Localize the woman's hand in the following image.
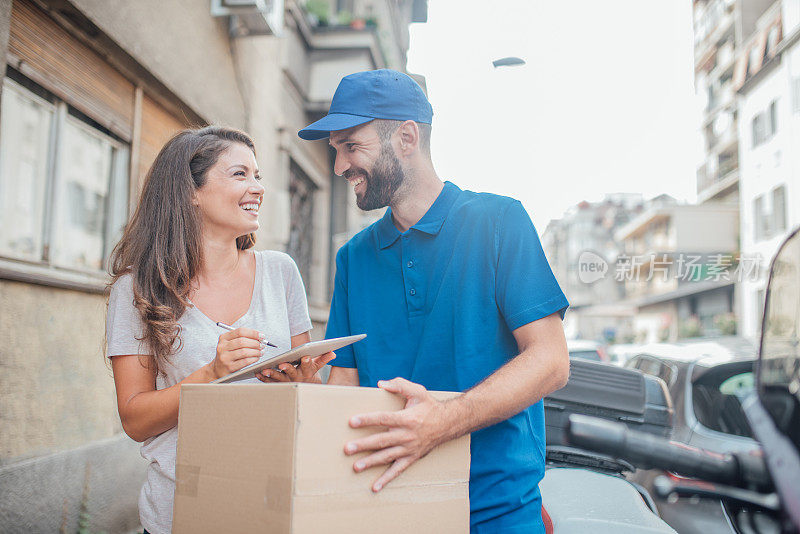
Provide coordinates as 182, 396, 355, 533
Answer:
255, 351, 336, 384
208, 327, 264, 380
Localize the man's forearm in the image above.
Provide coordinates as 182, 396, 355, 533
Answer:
438, 322, 569, 444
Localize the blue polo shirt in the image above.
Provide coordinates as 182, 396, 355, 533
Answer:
326, 181, 569, 533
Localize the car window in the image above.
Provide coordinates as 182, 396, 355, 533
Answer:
569, 349, 601, 361
692, 368, 755, 439
719, 372, 755, 395
632, 356, 675, 386
655, 364, 674, 386
637, 358, 661, 375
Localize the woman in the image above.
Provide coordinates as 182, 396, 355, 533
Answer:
106, 126, 333, 534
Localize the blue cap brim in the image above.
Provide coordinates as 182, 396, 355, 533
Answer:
298, 113, 374, 140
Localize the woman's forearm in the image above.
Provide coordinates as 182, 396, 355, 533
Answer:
120, 364, 215, 442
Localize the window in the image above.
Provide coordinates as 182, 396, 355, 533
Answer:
287, 162, 316, 293
753, 195, 766, 240
751, 99, 778, 147
769, 100, 778, 136
0, 78, 53, 261
0, 75, 129, 273
753, 184, 788, 241
751, 113, 765, 147
773, 185, 787, 234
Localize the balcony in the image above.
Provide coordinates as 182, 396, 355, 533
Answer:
694, 0, 735, 63
286, 2, 386, 110
704, 85, 734, 116
697, 166, 739, 203
704, 115, 738, 153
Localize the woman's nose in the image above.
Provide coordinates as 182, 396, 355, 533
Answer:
250, 178, 266, 195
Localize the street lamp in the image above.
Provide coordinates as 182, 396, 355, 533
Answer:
492, 57, 526, 68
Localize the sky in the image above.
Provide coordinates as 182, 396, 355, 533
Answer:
407, 0, 703, 231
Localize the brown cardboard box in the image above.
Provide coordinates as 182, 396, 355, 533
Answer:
172, 383, 470, 533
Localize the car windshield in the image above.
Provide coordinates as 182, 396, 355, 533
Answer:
569, 350, 601, 361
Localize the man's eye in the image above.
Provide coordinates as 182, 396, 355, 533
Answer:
234, 171, 246, 177
347, 144, 356, 152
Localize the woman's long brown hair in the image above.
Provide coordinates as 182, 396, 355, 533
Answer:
108, 126, 257, 374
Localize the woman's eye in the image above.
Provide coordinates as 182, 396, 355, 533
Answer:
255, 175, 262, 181
233, 170, 245, 177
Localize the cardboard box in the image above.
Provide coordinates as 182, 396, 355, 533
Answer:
172, 383, 471, 533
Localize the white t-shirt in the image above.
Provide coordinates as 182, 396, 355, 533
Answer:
106, 250, 312, 534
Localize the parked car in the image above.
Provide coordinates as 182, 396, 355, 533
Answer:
623, 336, 760, 534
567, 339, 610, 363
606, 343, 642, 367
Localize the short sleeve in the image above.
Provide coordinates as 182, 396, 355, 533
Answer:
106, 274, 151, 356
325, 246, 356, 368
495, 200, 569, 331
282, 254, 313, 337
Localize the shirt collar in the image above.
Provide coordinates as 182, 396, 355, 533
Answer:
376, 181, 461, 249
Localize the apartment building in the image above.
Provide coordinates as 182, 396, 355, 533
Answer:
0, 0, 427, 530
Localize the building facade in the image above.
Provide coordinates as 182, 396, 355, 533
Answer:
0, 0, 426, 531
735, 0, 800, 338
614, 201, 739, 343
542, 193, 644, 342
693, 0, 773, 204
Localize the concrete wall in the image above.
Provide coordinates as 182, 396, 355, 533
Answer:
0, 280, 119, 460
69, 0, 246, 128
0, 280, 144, 533
0, 434, 146, 534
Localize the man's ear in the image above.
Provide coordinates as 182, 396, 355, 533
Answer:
396, 120, 419, 155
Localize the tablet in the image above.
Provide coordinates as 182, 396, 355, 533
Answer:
212, 334, 366, 384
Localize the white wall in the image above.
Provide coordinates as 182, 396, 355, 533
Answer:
783, 0, 800, 36
737, 49, 800, 337
672, 206, 739, 252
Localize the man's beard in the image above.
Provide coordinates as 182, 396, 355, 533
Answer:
348, 143, 405, 211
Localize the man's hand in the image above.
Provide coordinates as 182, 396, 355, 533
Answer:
255, 352, 336, 383
344, 377, 450, 492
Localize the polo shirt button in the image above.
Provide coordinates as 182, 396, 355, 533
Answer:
407, 260, 414, 268
409, 288, 416, 296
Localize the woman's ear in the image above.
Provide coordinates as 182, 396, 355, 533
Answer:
191, 192, 200, 207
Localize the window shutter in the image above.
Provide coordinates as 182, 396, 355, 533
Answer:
137, 93, 194, 187
7, 0, 135, 140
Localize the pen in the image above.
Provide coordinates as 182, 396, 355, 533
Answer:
215, 321, 277, 348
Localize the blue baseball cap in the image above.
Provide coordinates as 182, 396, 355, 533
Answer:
298, 69, 433, 140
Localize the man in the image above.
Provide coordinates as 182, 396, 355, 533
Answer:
298, 69, 570, 533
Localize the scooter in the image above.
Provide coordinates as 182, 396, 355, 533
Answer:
540, 356, 679, 533
560, 227, 800, 534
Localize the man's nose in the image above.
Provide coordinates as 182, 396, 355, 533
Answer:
333, 151, 350, 177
